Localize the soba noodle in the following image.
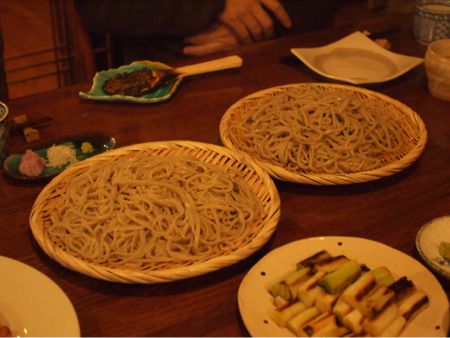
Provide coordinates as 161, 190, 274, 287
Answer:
229, 86, 411, 174
47, 156, 263, 270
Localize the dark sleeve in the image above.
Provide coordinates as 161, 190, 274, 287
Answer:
274, 0, 344, 36
74, 0, 226, 37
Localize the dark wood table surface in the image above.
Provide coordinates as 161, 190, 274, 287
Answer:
1, 23, 449, 337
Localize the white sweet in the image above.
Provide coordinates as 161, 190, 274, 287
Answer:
46, 144, 76, 167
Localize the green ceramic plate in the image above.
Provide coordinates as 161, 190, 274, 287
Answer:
3, 133, 116, 181
79, 61, 182, 104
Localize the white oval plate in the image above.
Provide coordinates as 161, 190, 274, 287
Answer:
238, 236, 449, 337
416, 215, 450, 280
291, 31, 423, 85
0, 256, 80, 336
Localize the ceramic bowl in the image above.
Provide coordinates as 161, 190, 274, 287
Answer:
416, 215, 450, 279
0, 101, 9, 163
424, 38, 450, 101
414, 0, 450, 45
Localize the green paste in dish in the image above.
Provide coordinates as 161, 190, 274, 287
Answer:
438, 242, 450, 262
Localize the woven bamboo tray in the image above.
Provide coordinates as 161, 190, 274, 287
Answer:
220, 83, 428, 185
30, 140, 280, 283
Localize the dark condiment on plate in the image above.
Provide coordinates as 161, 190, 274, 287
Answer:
102, 68, 164, 97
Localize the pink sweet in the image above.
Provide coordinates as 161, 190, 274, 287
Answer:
18, 149, 46, 177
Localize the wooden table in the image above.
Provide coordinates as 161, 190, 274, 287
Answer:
1, 24, 449, 336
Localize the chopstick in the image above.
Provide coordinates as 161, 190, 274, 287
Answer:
368, 27, 401, 40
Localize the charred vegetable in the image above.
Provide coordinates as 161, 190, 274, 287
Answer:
266, 251, 429, 337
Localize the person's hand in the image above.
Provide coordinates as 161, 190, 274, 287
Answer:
183, 23, 240, 56
182, 0, 292, 57
219, 0, 292, 44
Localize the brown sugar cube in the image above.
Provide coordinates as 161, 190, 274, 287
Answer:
13, 114, 28, 125
23, 127, 40, 143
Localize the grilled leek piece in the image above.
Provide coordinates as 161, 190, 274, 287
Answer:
333, 298, 352, 323
313, 255, 350, 273
362, 302, 399, 336
315, 292, 339, 313
357, 285, 395, 319
342, 309, 364, 335
286, 306, 320, 335
268, 267, 313, 308
299, 286, 326, 308
297, 250, 332, 269
269, 301, 307, 328
341, 272, 377, 310
268, 282, 292, 309
371, 266, 395, 286
299, 312, 349, 337
285, 268, 313, 299
389, 276, 429, 321
318, 260, 361, 294
284, 267, 313, 286
297, 271, 326, 307
398, 290, 429, 321
380, 315, 406, 336
389, 276, 417, 303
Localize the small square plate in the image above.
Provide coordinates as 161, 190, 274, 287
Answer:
291, 31, 423, 85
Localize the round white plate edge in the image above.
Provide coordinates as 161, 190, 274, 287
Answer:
0, 256, 80, 337
238, 236, 449, 337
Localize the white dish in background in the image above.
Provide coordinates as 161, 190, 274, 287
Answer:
0, 256, 80, 337
291, 31, 423, 85
238, 236, 449, 337
416, 215, 450, 279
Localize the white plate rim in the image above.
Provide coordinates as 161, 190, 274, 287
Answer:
238, 236, 449, 337
291, 31, 423, 85
0, 256, 80, 337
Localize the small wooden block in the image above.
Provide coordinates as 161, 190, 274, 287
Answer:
13, 114, 28, 125
375, 38, 392, 50
23, 127, 40, 143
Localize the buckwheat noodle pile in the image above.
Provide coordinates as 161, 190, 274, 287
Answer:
47, 156, 263, 271
229, 86, 410, 174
